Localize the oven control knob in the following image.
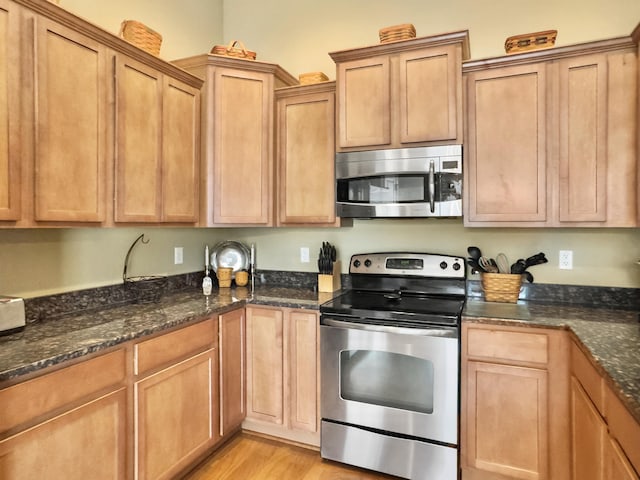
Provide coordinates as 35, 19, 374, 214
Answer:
439, 261, 448, 270
453, 262, 461, 271
353, 260, 361, 268
364, 259, 372, 268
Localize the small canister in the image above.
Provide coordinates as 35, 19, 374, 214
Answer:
217, 267, 233, 288
235, 270, 249, 287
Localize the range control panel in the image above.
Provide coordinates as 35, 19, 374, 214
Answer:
349, 252, 466, 278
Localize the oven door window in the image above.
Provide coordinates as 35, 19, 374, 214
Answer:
339, 350, 434, 414
337, 175, 427, 204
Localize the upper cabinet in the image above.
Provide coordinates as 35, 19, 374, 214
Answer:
0, 0, 203, 227
173, 55, 297, 227
329, 31, 469, 152
464, 38, 638, 227
0, 0, 21, 221
275, 82, 344, 227
114, 56, 200, 224
34, 17, 109, 223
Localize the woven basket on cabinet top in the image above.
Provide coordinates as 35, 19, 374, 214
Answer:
210, 40, 257, 60
379, 23, 416, 44
119, 20, 163, 56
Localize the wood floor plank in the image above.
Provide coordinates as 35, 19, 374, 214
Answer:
182, 433, 398, 480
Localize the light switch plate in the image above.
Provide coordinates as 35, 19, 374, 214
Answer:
174, 247, 184, 265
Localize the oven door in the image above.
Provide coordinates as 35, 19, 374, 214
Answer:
320, 318, 459, 445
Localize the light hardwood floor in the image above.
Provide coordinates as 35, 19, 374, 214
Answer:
182, 433, 400, 480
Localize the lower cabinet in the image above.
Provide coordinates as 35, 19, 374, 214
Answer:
244, 305, 320, 446
461, 323, 570, 480
134, 318, 218, 480
218, 308, 246, 439
0, 348, 129, 479
570, 341, 640, 480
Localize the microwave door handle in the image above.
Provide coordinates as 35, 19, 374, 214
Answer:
428, 160, 435, 213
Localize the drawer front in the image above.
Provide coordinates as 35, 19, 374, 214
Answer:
571, 340, 604, 414
0, 348, 127, 433
466, 326, 549, 365
135, 318, 216, 376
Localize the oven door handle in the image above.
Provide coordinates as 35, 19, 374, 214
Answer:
321, 318, 458, 338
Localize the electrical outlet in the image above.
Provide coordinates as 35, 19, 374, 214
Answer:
559, 250, 573, 270
300, 247, 310, 263
174, 247, 183, 265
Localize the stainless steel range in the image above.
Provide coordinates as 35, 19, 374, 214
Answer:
320, 252, 466, 480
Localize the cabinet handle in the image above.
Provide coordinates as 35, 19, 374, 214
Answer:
428, 160, 435, 213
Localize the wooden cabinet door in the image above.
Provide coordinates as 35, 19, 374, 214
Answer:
212, 68, 273, 225
336, 55, 390, 148
136, 350, 215, 480
604, 436, 639, 480
219, 308, 245, 438
465, 63, 548, 225
465, 361, 548, 479
245, 306, 284, 424
276, 85, 337, 225
115, 56, 162, 222
288, 310, 319, 434
558, 55, 608, 223
571, 377, 605, 480
161, 76, 200, 223
0, 389, 127, 480
34, 18, 108, 223
399, 45, 460, 144
0, 0, 20, 221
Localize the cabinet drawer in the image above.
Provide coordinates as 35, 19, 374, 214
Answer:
135, 319, 215, 377
465, 326, 548, 365
571, 340, 604, 414
606, 386, 640, 474
0, 348, 127, 433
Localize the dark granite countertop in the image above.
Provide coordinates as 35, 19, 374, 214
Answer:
463, 299, 640, 425
0, 285, 325, 383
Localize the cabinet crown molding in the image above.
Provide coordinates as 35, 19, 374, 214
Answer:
16, 0, 203, 87
172, 54, 298, 88
463, 36, 636, 72
329, 29, 470, 63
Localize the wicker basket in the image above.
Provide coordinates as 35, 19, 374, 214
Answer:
125, 276, 167, 304
299, 71, 329, 85
119, 20, 163, 56
210, 40, 256, 60
481, 273, 523, 303
505, 30, 557, 54
379, 23, 416, 44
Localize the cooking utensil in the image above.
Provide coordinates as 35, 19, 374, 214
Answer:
467, 246, 482, 261
466, 257, 485, 274
510, 259, 527, 274
523, 271, 534, 283
202, 245, 212, 295
524, 252, 548, 268
496, 253, 510, 274
479, 256, 499, 273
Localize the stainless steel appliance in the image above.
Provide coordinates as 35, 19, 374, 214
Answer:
320, 252, 466, 480
0, 296, 25, 335
336, 146, 462, 218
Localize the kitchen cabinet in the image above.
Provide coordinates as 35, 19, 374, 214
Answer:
275, 81, 343, 226
218, 308, 246, 439
570, 340, 640, 480
173, 54, 297, 226
0, 0, 202, 227
134, 319, 217, 480
461, 323, 570, 480
0, 0, 21, 221
0, 348, 129, 479
634, 23, 640, 225
114, 55, 200, 224
464, 38, 638, 227
244, 305, 320, 446
329, 31, 469, 152
34, 16, 109, 223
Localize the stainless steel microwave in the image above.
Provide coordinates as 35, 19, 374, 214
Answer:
336, 145, 462, 218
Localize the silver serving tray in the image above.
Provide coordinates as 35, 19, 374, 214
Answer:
210, 241, 251, 277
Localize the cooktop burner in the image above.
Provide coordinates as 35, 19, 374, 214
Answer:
321, 290, 464, 328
